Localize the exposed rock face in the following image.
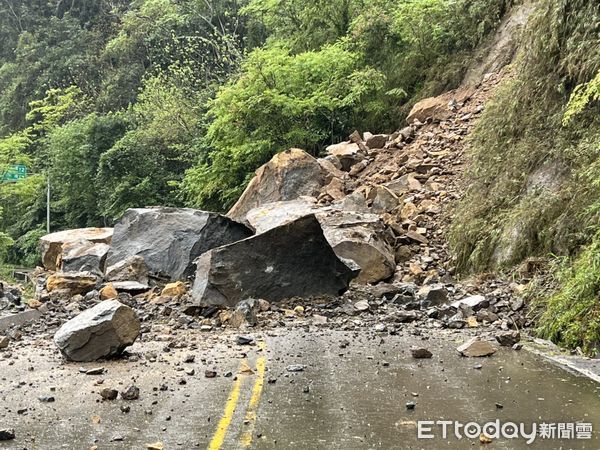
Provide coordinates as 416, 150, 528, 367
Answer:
54, 300, 140, 362
46, 272, 99, 296
106, 207, 252, 281
40, 228, 113, 271
228, 149, 330, 224
191, 215, 358, 307
60, 240, 110, 275
246, 199, 396, 283
104, 256, 149, 284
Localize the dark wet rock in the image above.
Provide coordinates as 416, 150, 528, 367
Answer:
60, 240, 110, 275
405, 401, 416, 410
106, 207, 252, 281
236, 336, 254, 346
457, 338, 496, 357
417, 284, 448, 308
54, 300, 140, 362
40, 228, 113, 271
121, 385, 140, 400
410, 347, 432, 359
495, 331, 521, 347
120, 405, 131, 413
205, 370, 217, 378
191, 215, 357, 307
0, 428, 15, 441
105, 255, 149, 284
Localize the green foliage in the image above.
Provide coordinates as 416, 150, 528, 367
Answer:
182, 43, 384, 209
47, 112, 128, 226
563, 70, 600, 125
536, 233, 600, 355
450, 0, 600, 272
0, 0, 513, 265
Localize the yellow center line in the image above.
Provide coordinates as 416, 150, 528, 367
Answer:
208, 373, 243, 450
207, 340, 268, 450
239, 341, 267, 449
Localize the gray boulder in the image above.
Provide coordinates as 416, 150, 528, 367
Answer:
106, 207, 252, 281
54, 300, 140, 362
60, 239, 110, 275
246, 199, 396, 284
191, 215, 358, 307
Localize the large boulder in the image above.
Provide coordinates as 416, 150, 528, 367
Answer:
246, 199, 396, 284
40, 228, 113, 271
54, 300, 140, 362
46, 272, 99, 296
59, 240, 110, 275
191, 215, 358, 307
227, 148, 331, 224
106, 207, 252, 281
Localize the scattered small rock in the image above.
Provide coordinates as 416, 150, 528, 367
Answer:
410, 347, 432, 359
100, 388, 118, 400
121, 385, 140, 400
0, 428, 15, 441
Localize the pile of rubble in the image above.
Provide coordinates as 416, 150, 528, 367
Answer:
0, 69, 529, 364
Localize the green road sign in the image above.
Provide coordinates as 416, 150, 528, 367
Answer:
1, 164, 28, 182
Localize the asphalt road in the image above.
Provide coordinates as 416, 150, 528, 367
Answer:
1, 328, 599, 449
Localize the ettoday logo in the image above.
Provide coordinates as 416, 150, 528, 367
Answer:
417, 420, 593, 444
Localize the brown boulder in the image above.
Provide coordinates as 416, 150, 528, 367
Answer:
227, 149, 330, 225
46, 272, 99, 296
40, 228, 113, 271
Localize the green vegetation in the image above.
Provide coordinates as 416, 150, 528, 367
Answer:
450, 0, 600, 353
450, 0, 600, 271
0, 0, 510, 265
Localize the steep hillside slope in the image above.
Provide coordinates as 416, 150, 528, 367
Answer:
450, 0, 600, 352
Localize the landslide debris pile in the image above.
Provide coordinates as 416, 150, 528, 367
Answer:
0, 70, 529, 362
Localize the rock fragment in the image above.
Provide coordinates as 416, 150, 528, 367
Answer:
54, 300, 140, 362
457, 338, 496, 357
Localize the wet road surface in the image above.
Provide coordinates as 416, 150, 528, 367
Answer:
1, 329, 599, 449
